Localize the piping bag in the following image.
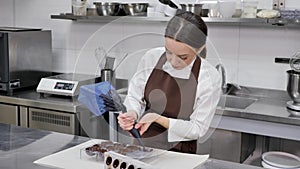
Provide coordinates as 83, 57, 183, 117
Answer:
78, 81, 145, 148
98, 87, 145, 149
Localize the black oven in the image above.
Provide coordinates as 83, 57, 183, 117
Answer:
0, 32, 9, 86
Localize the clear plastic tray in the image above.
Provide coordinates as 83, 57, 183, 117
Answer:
104, 151, 156, 169
79, 140, 157, 161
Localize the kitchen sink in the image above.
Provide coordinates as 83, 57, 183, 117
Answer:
220, 95, 257, 109
116, 87, 257, 110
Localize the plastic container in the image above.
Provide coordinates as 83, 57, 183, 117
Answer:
203, 1, 220, 18
80, 140, 155, 162
72, 0, 87, 16
261, 151, 300, 169
104, 151, 155, 169
218, 0, 236, 18
241, 0, 258, 18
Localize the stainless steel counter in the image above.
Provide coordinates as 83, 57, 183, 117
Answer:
0, 123, 263, 169
220, 86, 300, 126
0, 86, 300, 140
214, 86, 300, 141
0, 86, 299, 124
0, 90, 80, 113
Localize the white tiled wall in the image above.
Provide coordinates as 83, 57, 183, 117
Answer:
0, 0, 299, 90
0, 0, 14, 26
238, 25, 299, 89
285, 0, 300, 9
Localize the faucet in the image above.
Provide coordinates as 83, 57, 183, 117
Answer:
215, 64, 242, 95
215, 63, 227, 94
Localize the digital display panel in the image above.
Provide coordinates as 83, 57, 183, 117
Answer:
54, 82, 74, 91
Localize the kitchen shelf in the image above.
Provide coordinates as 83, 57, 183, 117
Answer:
268, 18, 300, 26
51, 13, 171, 22
51, 13, 300, 26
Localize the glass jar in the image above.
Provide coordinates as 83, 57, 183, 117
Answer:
72, 0, 87, 16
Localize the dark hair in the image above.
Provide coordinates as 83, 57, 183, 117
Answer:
165, 11, 207, 50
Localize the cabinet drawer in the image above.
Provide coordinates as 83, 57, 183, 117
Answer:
197, 129, 256, 163
0, 103, 18, 125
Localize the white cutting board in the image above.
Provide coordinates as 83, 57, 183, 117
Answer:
34, 139, 209, 169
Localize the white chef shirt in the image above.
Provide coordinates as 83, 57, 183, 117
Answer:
124, 47, 222, 142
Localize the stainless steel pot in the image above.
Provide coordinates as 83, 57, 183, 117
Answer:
287, 70, 300, 103
94, 2, 121, 16
180, 4, 203, 16
121, 3, 148, 16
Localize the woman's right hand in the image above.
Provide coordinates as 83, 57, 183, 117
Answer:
117, 110, 137, 131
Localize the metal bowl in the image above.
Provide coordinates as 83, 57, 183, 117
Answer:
121, 3, 148, 16
180, 4, 203, 16
94, 2, 121, 16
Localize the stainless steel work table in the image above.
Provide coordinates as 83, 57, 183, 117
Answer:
0, 86, 300, 141
0, 90, 80, 113
215, 87, 300, 141
0, 123, 263, 169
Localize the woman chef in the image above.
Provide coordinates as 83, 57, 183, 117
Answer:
117, 11, 221, 154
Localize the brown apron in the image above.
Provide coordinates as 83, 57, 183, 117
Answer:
141, 52, 201, 154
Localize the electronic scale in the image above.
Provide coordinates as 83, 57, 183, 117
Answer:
37, 73, 101, 96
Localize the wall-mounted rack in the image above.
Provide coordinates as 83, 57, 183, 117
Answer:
51, 13, 300, 26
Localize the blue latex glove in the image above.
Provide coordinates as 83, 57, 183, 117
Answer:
79, 81, 144, 147
78, 81, 116, 116
100, 89, 127, 112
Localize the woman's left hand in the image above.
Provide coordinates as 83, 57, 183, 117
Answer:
135, 113, 160, 135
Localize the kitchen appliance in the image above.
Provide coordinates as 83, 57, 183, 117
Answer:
29, 107, 77, 135
0, 103, 18, 125
37, 73, 101, 97
0, 27, 52, 95
286, 70, 300, 112
286, 52, 300, 115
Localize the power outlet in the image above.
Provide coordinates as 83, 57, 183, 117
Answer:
278, 0, 285, 9
273, 0, 279, 10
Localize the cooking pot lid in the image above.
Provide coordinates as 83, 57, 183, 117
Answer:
262, 151, 300, 168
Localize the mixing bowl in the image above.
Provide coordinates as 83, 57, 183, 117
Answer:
121, 3, 148, 16
94, 2, 121, 16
